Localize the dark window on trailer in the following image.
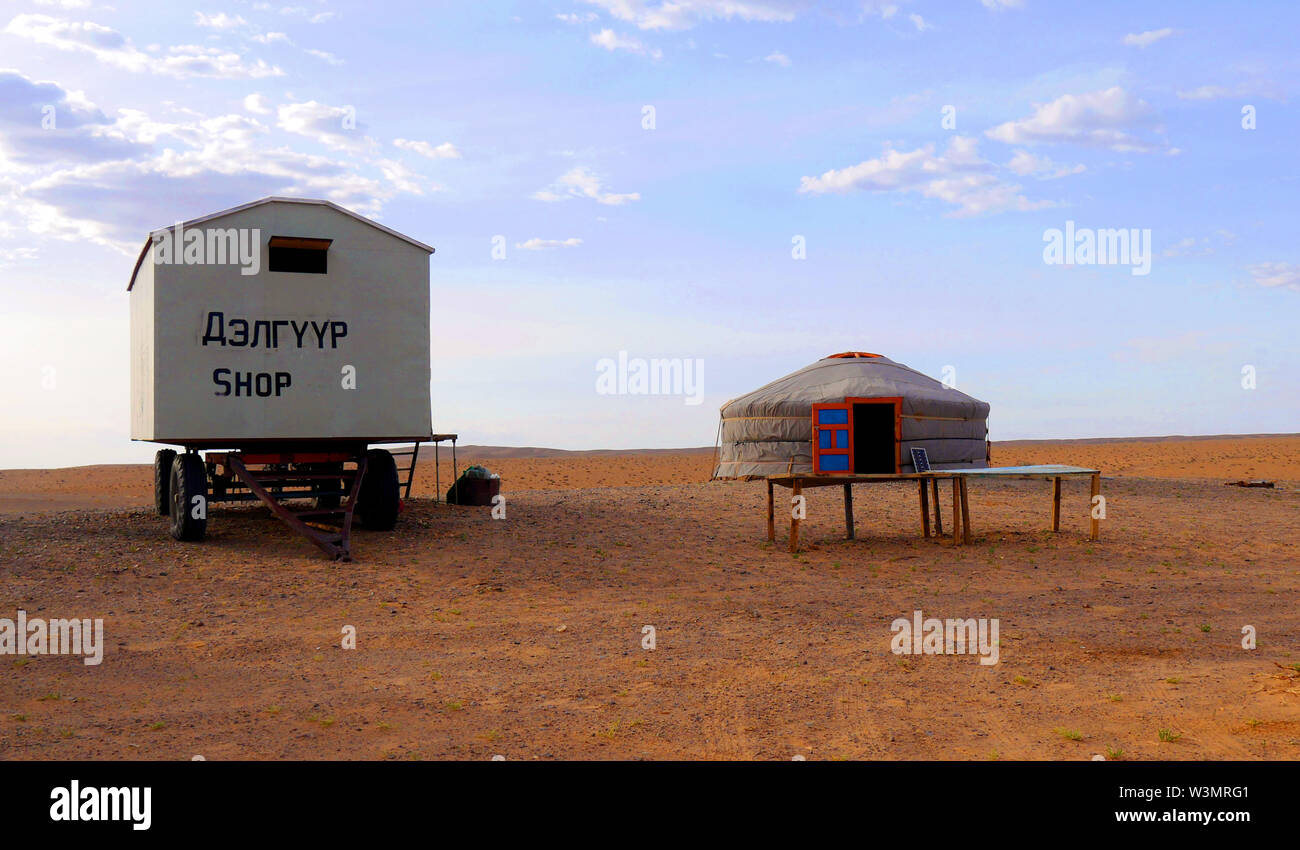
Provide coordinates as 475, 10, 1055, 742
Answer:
268, 236, 331, 274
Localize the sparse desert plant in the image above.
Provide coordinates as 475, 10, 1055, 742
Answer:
1158, 728, 1181, 743
1165, 677, 1183, 684
148, 721, 166, 730
1108, 694, 1123, 702
1057, 728, 1083, 741
1106, 747, 1124, 760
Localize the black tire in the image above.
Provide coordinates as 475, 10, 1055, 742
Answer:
356, 449, 400, 531
169, 453, 208, 541
154, 449, 176, 515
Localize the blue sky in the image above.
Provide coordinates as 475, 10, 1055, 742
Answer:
0, 0, 1296, 468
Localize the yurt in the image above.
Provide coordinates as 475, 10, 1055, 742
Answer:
713, 352, 990, 479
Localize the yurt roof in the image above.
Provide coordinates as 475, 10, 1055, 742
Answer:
720, 352, 988, 419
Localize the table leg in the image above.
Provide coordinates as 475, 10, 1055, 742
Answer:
1089, 473, 1101, 541
918, 479, 930, 537
790, 480, 802, 554
766, 479, 775, 542
931, 478, 942, 536
1051, 476, 1061, 532
844, 483, 855, 540
960, 478, 972, 545
951, 478, 962, 545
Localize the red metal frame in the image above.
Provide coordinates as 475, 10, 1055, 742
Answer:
811, 403, 853, 474
226, 452, 368, 561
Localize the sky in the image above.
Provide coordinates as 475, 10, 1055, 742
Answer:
0, 0, 1296, 469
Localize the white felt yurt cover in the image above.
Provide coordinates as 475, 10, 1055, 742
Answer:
713, 353, 990, 479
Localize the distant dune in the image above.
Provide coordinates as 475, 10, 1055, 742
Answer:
1, 434, 1297, 513
442, 445, 716, 459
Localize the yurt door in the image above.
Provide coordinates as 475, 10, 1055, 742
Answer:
811, 403, 853, 473
846, 396, 903, 474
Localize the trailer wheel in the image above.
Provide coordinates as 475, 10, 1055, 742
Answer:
154, 449, 176, 515
357, 449, 400, 531
169, 453, 208, 541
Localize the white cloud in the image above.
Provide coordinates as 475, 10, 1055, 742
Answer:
5, 14, 284, 79
194, 12, 248, 30
253, 31, 292, 45
763, 50, 790, 66
1123, 28, 1173, 48
276, 6, 336, 23
516, 237, 583, 250
557, 12, 598, 24
980, 0, 1023, 9
985, 87, 1167, 153
861, 2, 898, 19
1162, 236, 1203, 258
1247, 263, 1300, 292
0, 69, 143, 169
1006, 149, 1085, 180
590, 28, 661, 58
1176, 85, 1229, 100
581, 0, 799, 30
374, 158, 434, 196
533, 166, 640, 205
304, 48, 343, 65
798, 136, 1053, 217
909, 14, 931, 31
393, 138, 461, 159
4, 96, 429, 258
1174, 82, 1279, 102
277, 101, 368, 150
243, 93, 273, 114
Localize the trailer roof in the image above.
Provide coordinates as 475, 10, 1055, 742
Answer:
126, 196, 434, 291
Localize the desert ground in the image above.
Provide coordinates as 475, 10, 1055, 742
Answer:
1, 435, 1298, 761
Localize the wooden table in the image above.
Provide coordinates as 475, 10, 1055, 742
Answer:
765, 465, 1101, 553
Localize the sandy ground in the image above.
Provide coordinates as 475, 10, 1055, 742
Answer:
1, 435, 1298, 761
